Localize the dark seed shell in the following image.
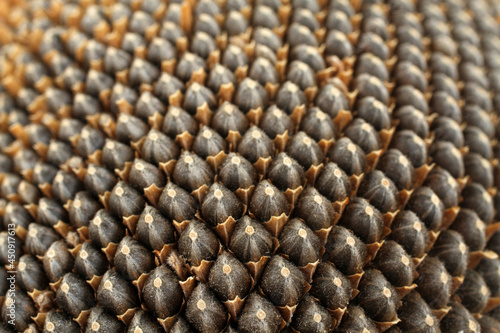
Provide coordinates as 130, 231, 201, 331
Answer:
291, 294, 333, 333
326, 9, 352, 33
135, 88, 166, 117
355, 53, 389, 82
396, 291, 439, 333
310, 261, 352, 310
89, 209, 125, 249
158, 181, 199, 222
115, 114, 149, 143
315, 162, 351, 202
127, 310, 163, 333
476, 257, 500, 297
357, 171, 399, 213
26, 224, 60, 256
129, 158, 166, 190
430, 91, 461, 122
114, 236, 155, 281
234, 78, 269, 113
431, 72, 460, 100
142, 265, 184, 319
356, 269, 399, 322
185, 283, 228, 333
193, 126, 227, 159
222, 44, 250, 71
207, 64, 235, 92
0, 232, 22, 267
170, 316, 195, 333
37, 197, 68, 227
267, 153, 305, 191
97, 269, 139, 315
43, 241, 74, 283
178, 220, 220, 266
477, 315, 500, 333
212, 102, 250, 137
13, 148, 38, 174
259, 106, 294, 139
102, 140, 135, 171
440, 301, 480, 333
129, 58, 159, 86
84, 164, 117, 197
224, 10, 248, 36
51, 170, 82, 203
460, 182, 494, 223
344, 118, 381, 154
355, 96, 391, 131
208, 251, 252, 301
136, 205, 176, 251
285, 131, 324, 169
450, 208, 486, 252
69, 191, 101, 228
278, 218, 322, 267
356, 32, 389, 60
110, 84, 137, 115
299, 107, 336, 141
390, 130, 428, 168
463, 104, 495, 138
464, 126, 493, 159
46, 140, 73, 166
260, 255, 309, 307
324, 226, 367, 275
352, 74, 389, 104
17, 254, 49, 292
327, 137, 367, 175
371, 241, 415, 287
249, 180, 290, 221
154, 73, 185, 104
250, 57, 279, 86
394, 61, 427, 92
388, 210, 429, 258
172, 152, 214, 192
377, 149, 415, 191
77, 126, 105, 158
405, 186, 444, 231
423, 167, 460, 209
44, 310, 80, 332
335, 305, 378, 333
455, 269, 491, 313
238, 292, 282, 333
394, 85, 429, 114
339, 197, 383, 243
218, 153, 259, 191
176, 52, 206, 82
3, 202, 31, 231
229, 216, 274, 263
290, 45, 325, 72
287, 60, 317, 90
86, 307, 125, 333
56, 273, 96, 318
183, 82, 217, 115
429, 229, 469, 277
431, 116, 464, 148
74, 242, 108, 280
201, 183, 244, 227
238, 126, 275, 164
32, 162, 58, 186
315, 83, 349, 119
1, 290, 36, 331
109, 181, 146, 217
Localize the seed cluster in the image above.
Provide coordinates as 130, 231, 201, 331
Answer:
0, 0, 500, 332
